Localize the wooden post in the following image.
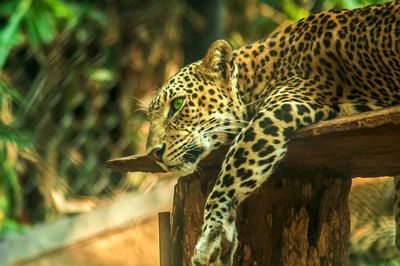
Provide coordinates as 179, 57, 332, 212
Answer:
170, 165, 351, 265
159, 212, 171, 266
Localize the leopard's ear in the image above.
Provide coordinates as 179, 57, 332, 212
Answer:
200, 40, 233, 81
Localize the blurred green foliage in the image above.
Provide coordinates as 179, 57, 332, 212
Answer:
0, 0, 79, 70
0, 0, 73, 237
0, 80, 31, 238
0, 0, 109, 237
0, 0, 388, 240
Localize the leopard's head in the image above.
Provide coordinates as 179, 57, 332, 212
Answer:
146, 40, 246, 175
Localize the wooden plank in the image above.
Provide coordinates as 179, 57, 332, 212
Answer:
106, 106, 400, 177
106, 154, 165, 173
283, 125, 400, 177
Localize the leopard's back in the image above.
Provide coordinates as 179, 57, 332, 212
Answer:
234, 2, 400, 116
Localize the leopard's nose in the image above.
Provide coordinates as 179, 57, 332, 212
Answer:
148, 144, 165, 162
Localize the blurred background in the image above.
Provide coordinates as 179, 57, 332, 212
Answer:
0, 0, 390, 265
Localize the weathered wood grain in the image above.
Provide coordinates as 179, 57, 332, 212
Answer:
170, 170, 351, 265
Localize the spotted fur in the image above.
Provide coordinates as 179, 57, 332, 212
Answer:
146, 2, 400, 265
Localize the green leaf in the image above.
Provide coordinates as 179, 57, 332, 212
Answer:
0, 123, 32, 149
28, 3, 57, 45
0, 218, 28, 239
88, 68, 115, 83
24, 10, 41, 50
44, 0, 75, 19
1, 160, 22, 218
282, 0, 309, 21
0, 80, 26, 107
0, 1, 19, 17
0, 0, 32, 71
0, 147, 22, 223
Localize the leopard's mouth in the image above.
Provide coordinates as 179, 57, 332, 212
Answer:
155, 147, 206, 176
182, 147, 205, 163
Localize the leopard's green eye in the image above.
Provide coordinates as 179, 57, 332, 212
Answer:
172, 97, 184, 111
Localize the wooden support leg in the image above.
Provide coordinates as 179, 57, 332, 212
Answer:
171, 168, 351, 266
159, 212, 171, 266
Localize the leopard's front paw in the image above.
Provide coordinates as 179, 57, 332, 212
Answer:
191, 222, 238, 266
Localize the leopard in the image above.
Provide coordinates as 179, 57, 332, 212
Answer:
349, 177, 400, 265
145, 2, 400, 265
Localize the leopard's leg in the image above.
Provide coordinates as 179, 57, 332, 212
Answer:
191, 100, 335, 266
394, 175, 400, 249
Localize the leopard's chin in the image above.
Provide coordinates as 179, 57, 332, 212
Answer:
157, 144, 212, 176
155, 160, 198, 177
169, 162, 198, 177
